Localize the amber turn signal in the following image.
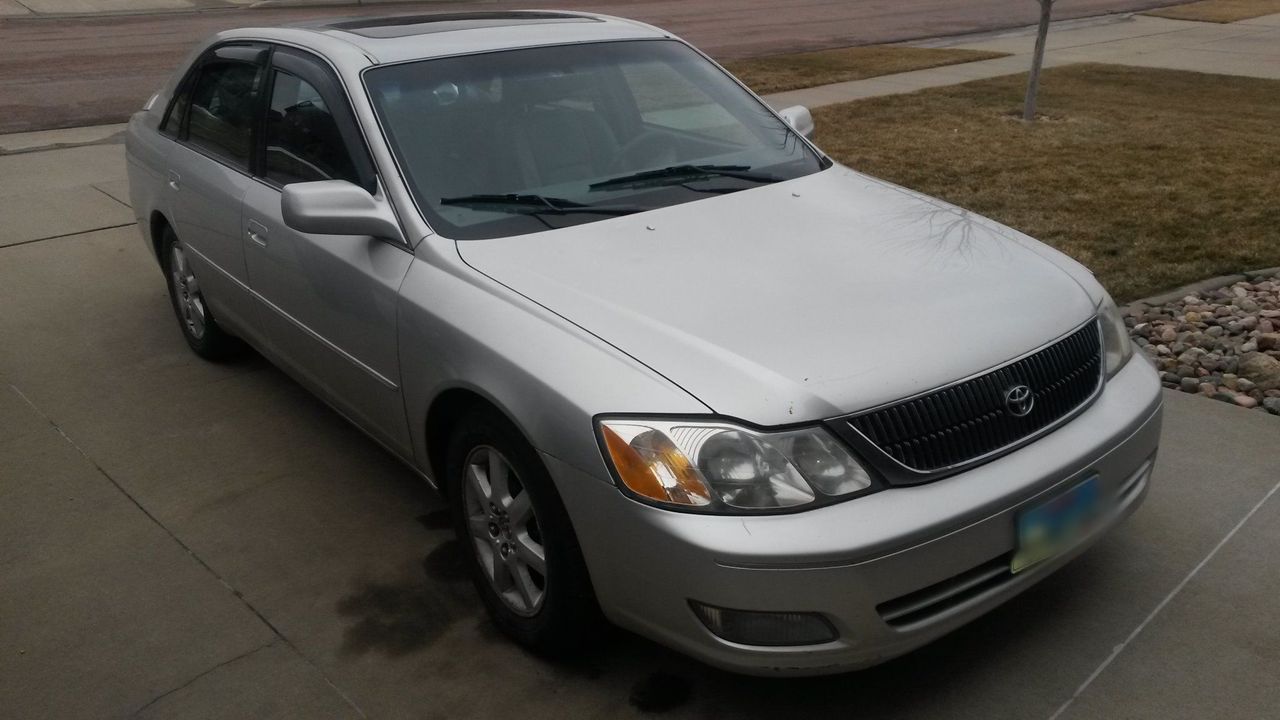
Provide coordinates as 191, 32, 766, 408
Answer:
601, 425, 712, 506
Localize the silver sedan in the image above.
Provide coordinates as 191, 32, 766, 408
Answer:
125, 11, 1163, 675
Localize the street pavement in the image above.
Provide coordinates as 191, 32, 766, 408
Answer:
0, 0, 1184, 133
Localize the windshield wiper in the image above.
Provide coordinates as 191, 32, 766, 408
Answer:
440, 193, 643, 215
439, 193, 645, 229
588, 164, 781, 192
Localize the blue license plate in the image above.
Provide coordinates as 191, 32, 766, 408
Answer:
1011, 476, 1101, 574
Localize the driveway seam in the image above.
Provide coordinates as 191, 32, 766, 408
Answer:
0, 222, 135, 250
91, 183, 131, 210
7, 383, 369, 720
1046, 474, 1280, 720
130, 640, 277, 717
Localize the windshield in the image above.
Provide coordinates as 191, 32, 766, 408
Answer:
364, 40, 828, 240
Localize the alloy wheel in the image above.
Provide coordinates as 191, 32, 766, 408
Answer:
169, 243, 207, 340
463, 446, 547, 616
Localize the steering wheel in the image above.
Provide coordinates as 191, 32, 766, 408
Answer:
606, 131, 676, 174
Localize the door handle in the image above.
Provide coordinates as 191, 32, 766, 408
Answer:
246, 220, 269, 247
166, 170, 181, 191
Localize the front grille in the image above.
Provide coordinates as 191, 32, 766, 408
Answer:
845, 321, 1102, 475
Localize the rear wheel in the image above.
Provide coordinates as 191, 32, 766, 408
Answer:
446, 406, 602, 656
162, 227, 238, 360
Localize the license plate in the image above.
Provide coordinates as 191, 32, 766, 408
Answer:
1011, 476, 1101, 574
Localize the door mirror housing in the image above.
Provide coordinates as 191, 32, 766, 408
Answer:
281, 180, 404, 242
778, 105, 815, 141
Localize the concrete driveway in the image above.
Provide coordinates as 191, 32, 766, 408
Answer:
1, 142, 1277, 719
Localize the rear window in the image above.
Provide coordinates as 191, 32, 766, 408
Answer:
186, 60, 263, 168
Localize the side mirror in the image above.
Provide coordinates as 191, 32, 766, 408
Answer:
778, 105, 815, 141
281, 180, 403, 241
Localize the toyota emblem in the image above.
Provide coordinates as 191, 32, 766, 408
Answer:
1004, 384, 1034, 417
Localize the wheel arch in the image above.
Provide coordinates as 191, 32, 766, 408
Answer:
149, 210, 173, 266
425, 386, 525, 496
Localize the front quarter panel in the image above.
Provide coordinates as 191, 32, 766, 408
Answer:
398, 236, 711, 483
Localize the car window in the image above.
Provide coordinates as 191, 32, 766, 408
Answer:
187, 59, 263, 168
161, 79, 192, 137
264, 70, 359, 186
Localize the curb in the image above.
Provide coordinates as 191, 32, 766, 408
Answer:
1124, 266, 1280, 315
0, 123, 126, 156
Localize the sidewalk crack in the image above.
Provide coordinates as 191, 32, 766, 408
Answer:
130, 640, 276, 717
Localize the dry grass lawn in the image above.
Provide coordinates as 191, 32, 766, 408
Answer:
721, 46, 1007, 95
812, 64, 1280, 301
1143, 0, 1280, 22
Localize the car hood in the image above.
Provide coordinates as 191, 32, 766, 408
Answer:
455, 165, 1101, 426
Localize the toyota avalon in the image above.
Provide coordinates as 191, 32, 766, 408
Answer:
125, 11, 1163, 675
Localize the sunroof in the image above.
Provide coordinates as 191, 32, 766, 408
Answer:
326, 12, 599, 39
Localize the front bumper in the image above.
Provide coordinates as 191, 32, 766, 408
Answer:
551, 355, 1163, 676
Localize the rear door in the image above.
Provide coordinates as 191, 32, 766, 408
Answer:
164, 43, 268, 338
241, 46, 414, 455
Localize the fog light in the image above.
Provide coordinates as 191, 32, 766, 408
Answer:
689, 601, 838, 647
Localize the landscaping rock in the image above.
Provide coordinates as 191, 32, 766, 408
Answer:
1130, 271, 1280, 414
1239, 352, 1280, 391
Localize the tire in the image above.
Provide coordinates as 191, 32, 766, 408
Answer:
161, 227, 239, 361
446, 405, 603, 657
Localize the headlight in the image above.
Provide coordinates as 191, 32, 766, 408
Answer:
1098, 294, 1133, 379
597, 418, 873, 513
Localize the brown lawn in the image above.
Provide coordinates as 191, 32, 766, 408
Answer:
811, 64, 1280, 301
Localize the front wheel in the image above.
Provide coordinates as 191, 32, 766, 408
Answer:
162, 227, 238, 360
446, 406, 603, 656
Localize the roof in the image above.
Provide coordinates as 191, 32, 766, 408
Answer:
281, 10, 670, 65
321, 11, 598, 39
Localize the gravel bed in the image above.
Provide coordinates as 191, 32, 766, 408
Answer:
1127, 271, 1280, 416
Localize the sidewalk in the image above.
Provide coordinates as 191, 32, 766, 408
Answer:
764, 11, 1280, 109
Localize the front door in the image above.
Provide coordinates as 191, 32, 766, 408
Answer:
242, 47, 414, 454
